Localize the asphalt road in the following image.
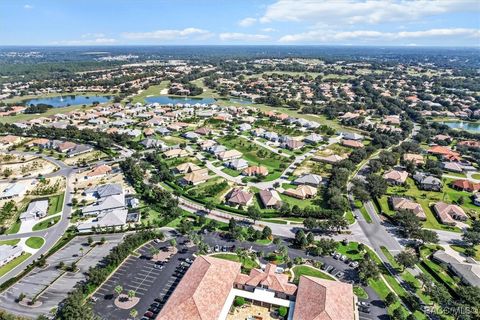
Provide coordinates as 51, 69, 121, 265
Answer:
0, 151, 78, 286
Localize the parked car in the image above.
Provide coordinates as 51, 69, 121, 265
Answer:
144, 311, 154, 318
333, 253, 340, 259
214, 245, 220, 252
350, 261, 359, 268
153, 265, 164, 270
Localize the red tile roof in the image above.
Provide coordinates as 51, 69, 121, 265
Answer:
293, 276, 354, 320
156, 256, 241, 320
235, 263, 297, 295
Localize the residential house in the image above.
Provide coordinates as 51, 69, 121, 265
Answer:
413, 172, 442, 191
432, 251, 480, 287
341, 139, 364, 148
293, 174, 322, 187
282, 138, 305, 150
20, 199, 48, 221
403, 153, 424, 165
433, 202, 468, 225
451, 180, 480, 193
175, 162, 201, 174
383, 170, 409, 185
0, 183, 27, 200
0, 245, 23, 267
181, 168, 209, 186
312, 154, 346, 164
303, 133, 323, 144
242, 166, 268, 177
389, 197, 426, 220
217, 149, 243, 161
226, 188, 253, 207
258, 189, 282, 209
284, 185, 317, 200
224, 158, 248, 171
164, 148, 189, 159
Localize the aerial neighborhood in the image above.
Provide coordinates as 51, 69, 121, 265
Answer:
0, 46, 478, 320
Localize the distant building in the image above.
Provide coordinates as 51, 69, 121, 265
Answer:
0, 245, 23, 267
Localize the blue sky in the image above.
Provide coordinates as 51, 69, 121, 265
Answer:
1, 0, 479, 46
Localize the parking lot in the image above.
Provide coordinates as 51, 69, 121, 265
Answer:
0, 233, 124, 318
92, 235, 196, 320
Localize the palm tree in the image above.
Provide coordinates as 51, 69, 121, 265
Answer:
130, 309, 138, 320
127, 290, 136, 301
114, 285, 123, 296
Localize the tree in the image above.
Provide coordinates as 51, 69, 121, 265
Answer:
130, 309, 138, 319
294, 229, 308, 249
247, 206, 261, 224
204, 201, 214, 213
262, 226, 272, 239
395, 250, 419, 271
114, 285, 123, 296
392, 306, 405, 320
87, 236, 93, 246
357, 255, 380, 284
385, 292, 396, 306
127, 290, 136, 301
56, 289, 96, 320
169, 238, 177, 247
366, 174, 388, 198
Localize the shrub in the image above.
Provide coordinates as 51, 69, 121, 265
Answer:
234, 296, 245, 307
278, 306, 288, 317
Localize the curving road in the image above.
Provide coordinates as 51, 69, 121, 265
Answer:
0, 152, 77, 286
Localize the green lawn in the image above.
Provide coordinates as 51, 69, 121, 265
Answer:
0, 239, 20, 246
345, 210, 355, 224
380, 246, 401, 271
32, 216, 60, 231
26, 236, 45, 249
380, 178, 462, 232
471, 173, 480, 180
359, 205, 372, 223
217, 136, 289, 177
353, 286, 369, 299
128, 81, 170, 104
5, 220, 21, 235
450, 244, 480, 261
292, 265, 335, 283
255, 238, 272, 245
0, 253, 31, 277
211, 253, 259, 270
222, 167, 242, 177
335, 242, 365, 261
48, 193, 65, 215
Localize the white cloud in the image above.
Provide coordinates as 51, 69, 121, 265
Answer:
81, 33, 106, 38
238, 17, 257, 27
23, 4, 33, 9
261, 28, 277, 33
260, 0, 478, 24
279, 28, 480, 43
52, 38, 117, 45
219, 33, 270, 42
122, 28, 211, 41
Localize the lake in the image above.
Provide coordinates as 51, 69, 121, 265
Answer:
229, 97, 253, 104
440, 121, 480, 133
25, 95, 111, 108
145, 96, 216, 105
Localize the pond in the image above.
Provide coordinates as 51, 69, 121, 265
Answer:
24, 95, 111, 108
440, 121, 480, 133
145, 96, 216, 105
229, 97, 254, 104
